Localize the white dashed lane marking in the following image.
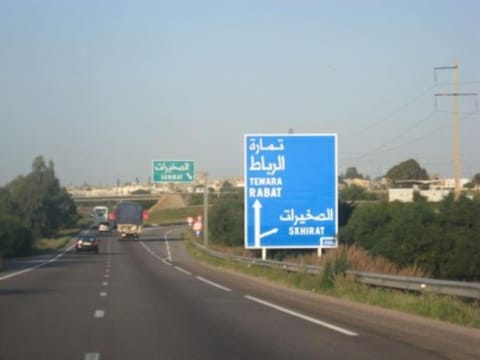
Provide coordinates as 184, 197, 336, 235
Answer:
83, 353, 100, 360
94, 310, 105, 318
196, 276, 232, 292
164, 229, 174, 262
174, 266, 192, 276
84, 352, 100, 360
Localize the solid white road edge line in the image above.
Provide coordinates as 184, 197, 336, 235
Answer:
0, 243, 76, 281
244, 295, 358, 337
140, 241, 163, 260
196, 276, 232, 292
140, 241, 172, 266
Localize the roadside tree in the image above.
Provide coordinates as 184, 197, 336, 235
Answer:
385, 159, 429, 183
209, 190, 244, 247
7, 156, 77, 239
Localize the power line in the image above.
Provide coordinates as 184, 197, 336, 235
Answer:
374, 112, 478, 155
340, 67, 478, 175
339, 111, 478, 166
340, 110, 437, 164
343, 84, 434, 139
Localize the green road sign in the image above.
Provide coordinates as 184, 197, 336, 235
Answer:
152, 160, 195, 183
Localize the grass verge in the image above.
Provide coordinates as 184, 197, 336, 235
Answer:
146, 205, 204, 225
185, 237, 480, 329
32, 227, 80, 255
32, 236, 72, 255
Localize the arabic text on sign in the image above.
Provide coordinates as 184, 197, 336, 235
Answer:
249, 155, 286, 176
155, 162, 191, 173
248, 138, 285, 154
279, 208, 334, 225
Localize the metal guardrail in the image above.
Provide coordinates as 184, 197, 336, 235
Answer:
203, 246, 322, 275
193, 242, 480, 300
351, 272, 480, 299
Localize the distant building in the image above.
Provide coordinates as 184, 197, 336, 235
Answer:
343, 178, 372, 190
388, 178, 470, 202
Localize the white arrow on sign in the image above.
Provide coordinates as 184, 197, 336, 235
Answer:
253, 199, 278, 248
185, 173, 193, 180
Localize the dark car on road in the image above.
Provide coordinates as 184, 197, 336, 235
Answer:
75, 235, 99, 254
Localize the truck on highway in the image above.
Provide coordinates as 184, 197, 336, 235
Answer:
115, 201, 143, 239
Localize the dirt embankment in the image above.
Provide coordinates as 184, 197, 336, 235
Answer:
149, 194, 187, 211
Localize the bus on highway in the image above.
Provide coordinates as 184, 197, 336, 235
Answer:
92, 206, 109, 227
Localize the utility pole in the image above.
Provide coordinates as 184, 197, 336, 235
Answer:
434, 62, 477, 200
203, 172, 209, 247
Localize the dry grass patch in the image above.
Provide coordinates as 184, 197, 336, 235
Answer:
284, 245, 425, 277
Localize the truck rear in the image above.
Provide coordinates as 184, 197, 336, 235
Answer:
115, 201, 143, 239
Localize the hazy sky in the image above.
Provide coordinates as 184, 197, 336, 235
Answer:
1, 0, 479, 186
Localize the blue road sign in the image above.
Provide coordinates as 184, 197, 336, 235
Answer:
244, 134, 338, 249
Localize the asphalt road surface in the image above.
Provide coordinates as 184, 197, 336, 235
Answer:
0, 226, 478, 360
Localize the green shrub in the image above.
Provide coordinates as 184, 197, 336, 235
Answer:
209, 192, 244, 247
0, 213, 33, 257
339, 196, 480, 280
319, 248, 349, 288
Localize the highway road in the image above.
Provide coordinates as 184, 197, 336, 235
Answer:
0, 226, 478, 360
